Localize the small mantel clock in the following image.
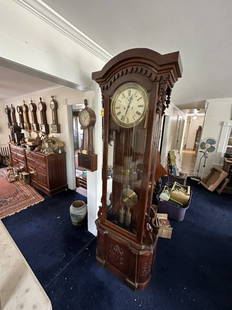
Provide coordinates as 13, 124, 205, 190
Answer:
92, 48, 182, 289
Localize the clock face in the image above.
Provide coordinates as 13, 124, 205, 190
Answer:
111, 83, 148, 128
79, 109, 91, 127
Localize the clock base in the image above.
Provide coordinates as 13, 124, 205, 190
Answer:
96, 219, 158, 289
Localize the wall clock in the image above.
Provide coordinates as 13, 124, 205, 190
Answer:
11, 105, 17, 125
5, 105, 12, 127
38, 97, 49, 135
50, 96, 61, 133
92, 48, 182, 289
29, 100, 40, 132
77, 99, 97, 171
22, 101, 31, 131
17, 105, 24, 129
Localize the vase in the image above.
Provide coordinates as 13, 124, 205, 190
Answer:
70, 200, 87, 226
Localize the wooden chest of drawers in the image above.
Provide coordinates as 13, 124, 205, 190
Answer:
9, 144, 67, 195
9, 144, 27, 170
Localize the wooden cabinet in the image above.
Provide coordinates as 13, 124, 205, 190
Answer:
9, 144, 27, 170
9, 144, 67, 195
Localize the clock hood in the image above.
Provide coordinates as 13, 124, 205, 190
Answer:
92, 48, 182, 84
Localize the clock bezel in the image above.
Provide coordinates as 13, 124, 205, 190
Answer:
111, 82, 148, 128
79, 107, 96, 129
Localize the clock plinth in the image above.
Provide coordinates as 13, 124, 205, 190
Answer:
92, 48, 182, 289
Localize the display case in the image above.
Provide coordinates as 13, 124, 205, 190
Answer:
92, 48, 182, 289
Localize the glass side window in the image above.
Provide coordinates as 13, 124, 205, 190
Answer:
106, 125, 147, 235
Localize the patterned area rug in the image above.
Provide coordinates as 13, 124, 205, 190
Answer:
0, 168, 44, 219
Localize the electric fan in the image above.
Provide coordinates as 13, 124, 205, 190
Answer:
196, 138, 217, 178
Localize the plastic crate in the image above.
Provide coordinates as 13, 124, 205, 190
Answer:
157, 191, 192, 222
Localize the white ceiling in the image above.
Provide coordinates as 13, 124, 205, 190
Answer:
0, 66, 57, 101
43, 0, 232, 106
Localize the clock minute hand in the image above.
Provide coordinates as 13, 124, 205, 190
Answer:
125, 95, 133, 116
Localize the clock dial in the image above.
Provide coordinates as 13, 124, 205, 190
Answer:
79, 109, 91, 127
111, 83, 148, 128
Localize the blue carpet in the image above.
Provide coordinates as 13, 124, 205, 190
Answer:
2, 190, 93, 288
2, 185, 232, 310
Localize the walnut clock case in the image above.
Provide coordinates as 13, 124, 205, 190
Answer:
92, 48, 182, 289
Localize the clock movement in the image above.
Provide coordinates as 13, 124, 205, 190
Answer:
92, 48, 182, 289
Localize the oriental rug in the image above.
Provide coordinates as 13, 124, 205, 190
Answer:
0, 168, 44, 219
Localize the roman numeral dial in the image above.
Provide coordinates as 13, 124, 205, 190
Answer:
111, 83, 148, 128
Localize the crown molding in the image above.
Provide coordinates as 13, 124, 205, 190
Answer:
13, 0, 112, 62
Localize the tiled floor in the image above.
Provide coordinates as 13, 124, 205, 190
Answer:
181, 150, 197, 176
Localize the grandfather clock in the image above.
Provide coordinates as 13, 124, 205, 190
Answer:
92, 48, 182, 289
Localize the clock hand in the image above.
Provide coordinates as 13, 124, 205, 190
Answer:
125, 95, 133, 116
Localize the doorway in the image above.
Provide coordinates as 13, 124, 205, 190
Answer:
182, 113, 205, 175
72, 107, 87, 197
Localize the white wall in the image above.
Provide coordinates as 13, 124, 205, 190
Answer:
0, 1, 108, 89
0, 0, 109, 236
195, 98, 232, 178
